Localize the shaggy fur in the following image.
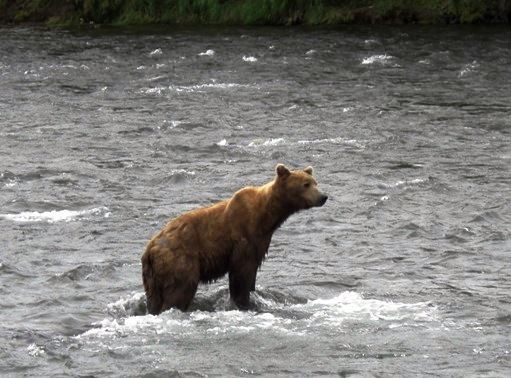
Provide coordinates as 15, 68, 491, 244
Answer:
141, 164, 328, 315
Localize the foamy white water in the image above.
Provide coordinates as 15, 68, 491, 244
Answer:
81, 291, 438, 342
242, 55, 258, 62
0, 207, 110, 223
248, 137, 285, 147
198, 49, 215, 56
149, 48, 163, 56
362, 54, 395, 65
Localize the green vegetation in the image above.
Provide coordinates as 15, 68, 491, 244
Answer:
1, 0, 509, 26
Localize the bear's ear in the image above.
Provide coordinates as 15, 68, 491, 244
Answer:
304, 166, 313, 175
276, 164, 290, 179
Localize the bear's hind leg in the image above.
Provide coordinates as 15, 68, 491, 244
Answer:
142, 250, 164, 315
146, 288, 164, 315
161, 277, 199, 312
160, 259, 200, 312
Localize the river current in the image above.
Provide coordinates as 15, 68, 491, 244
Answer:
0, 25, 510, 377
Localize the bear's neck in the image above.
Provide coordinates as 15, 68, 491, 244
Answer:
262, 186, 298, 234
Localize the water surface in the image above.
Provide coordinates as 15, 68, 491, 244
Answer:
1, 25, 510, 377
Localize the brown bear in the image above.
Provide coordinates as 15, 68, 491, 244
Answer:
141, 164, 328, 315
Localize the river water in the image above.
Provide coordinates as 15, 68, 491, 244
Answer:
0, 25, 510, 377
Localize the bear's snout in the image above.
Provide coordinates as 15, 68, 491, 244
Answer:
308, 190, 328, 208
310, 192, 328, 207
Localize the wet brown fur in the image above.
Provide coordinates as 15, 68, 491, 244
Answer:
141, 164, 328, 315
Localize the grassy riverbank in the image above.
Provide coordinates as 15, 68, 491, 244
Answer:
1, 0, 510, 26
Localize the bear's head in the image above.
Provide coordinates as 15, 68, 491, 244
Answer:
275, 164, 328, 210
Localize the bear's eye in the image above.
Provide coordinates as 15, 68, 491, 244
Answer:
304, 182, 311, 188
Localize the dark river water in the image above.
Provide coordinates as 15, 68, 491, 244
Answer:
1, 25, 510, 377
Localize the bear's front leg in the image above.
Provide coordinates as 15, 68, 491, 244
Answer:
228, 260, 258, 310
